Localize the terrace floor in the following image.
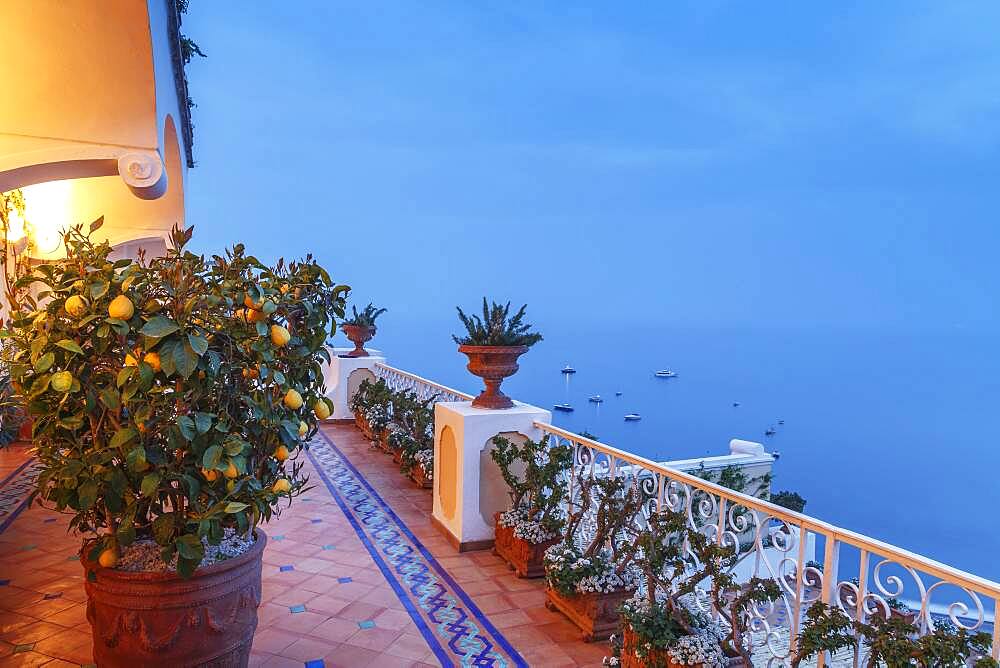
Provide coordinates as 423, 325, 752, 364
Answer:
0, 424, 607, 667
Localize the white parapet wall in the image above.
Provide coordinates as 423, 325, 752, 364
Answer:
322, 347, 386, 420
432, 400, 552, 551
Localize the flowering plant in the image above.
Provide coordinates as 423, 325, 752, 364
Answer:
3, 223, 346, 576
491, 434, 571, 544
544, 542, 639, 596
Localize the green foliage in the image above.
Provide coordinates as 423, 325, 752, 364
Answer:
453, 298, 542, 347
2, 223, 348, 576
350, 379, 435, 475
350, 378, 394, 435
771, 489, 807, 513
342, 302, 387, 327
490, 434, 571, 535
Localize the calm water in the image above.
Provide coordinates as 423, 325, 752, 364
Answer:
375, 323, 1000, 580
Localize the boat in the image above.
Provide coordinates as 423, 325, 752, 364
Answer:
588, 395, 603, 403
655, 370, 677, 378
561, 365, 576, 374
732, 402, 740, 407
777, 419, 785, 425
624, 413, 641, 421
615, 391, 623, 397
554, 403, 574, 412
765, 428, 776, 436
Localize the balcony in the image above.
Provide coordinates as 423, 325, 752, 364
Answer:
1, 352, 997, 667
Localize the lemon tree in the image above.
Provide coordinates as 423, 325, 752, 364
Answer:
2, 222, 348, 576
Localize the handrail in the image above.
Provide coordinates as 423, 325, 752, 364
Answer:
534, 421, 1000, 598
373, 362, 474, 402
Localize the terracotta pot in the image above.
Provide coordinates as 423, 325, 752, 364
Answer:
82, 530, 267, 668
458, 345, 528, 410
492, 512, 559, 578
392, 447, 404, 465
411, 462, 433, 489
341, 324, 375, 357
545, 586, 633, 642
16, 413, 32, 443
620, 628, 746, 668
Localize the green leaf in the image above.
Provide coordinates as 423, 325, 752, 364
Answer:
106, 318, 129, 336
224, 502, 249, 513
99, 387, 120, 410
34, 352, 55, 373
78, 481, 98, 509
152, 514, 174, 545
193, 412, 213, 434
202, 445, 223, 470
140, 473, 160, 497
173, 339, 198, 379
177, 415, 196, 441
55, 339, 84, 355
110, 427, 138, 449
89, 280, 110, 300
126, 446, 147, 472
188, 332, 208, 356
140, 316, 180, 338
117, 366, 136, 387
176, 535, 204, 561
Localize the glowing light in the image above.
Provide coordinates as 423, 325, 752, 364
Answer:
22, 180, 72, 254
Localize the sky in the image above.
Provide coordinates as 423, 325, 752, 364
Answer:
183, 2, 1000, 334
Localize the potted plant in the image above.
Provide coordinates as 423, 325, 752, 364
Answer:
409, 449, 434, 489
453, 298, 542, 409
391, 392, 434, 469
543, 476, 642, 641
610, 510, 781, 668
489, 434, 572, 577
3, 223, 346, 667
349, 377, 392, 442
340, 302, 386, 357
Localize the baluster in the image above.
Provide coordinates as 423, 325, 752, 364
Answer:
853, 550, 869, 668
815, 535, 840, 668
993, 600, 999, 661
789, 522, 807, 657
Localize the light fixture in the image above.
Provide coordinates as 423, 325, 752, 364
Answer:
21, 180, 72, 254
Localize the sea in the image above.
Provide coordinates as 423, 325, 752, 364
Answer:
375, 322, 1000, 585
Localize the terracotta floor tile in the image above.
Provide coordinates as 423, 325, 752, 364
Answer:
277, 636, 340, 661
310, 616, 364, 643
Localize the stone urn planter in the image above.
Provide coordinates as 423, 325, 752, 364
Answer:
411, 461, 432, 489
458, 345, 528, 409
545, 586, 633, 642
620, 627, 747, 668
341, 324, 376, 357
492, 512, 559, 578
82, 530, 267, 668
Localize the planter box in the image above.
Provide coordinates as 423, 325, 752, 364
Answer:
356, 414, 374, 441
544, 586, 633, 642
410, 462, 432, 489
392, 447, 404, 465
620, 628, 747, 668
492, 513, 559, 578
83, 530, 266, 667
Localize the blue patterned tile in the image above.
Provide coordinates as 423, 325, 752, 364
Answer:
357, 620, 376, 630
310, 518, 322, 524
272, 534, 285, 541
337, 576, 352, 584
289, 604, 306, 614
0, 579, 9, 586
321, 544, 335, 550
43, 592, 62, 600
13, 643, 34, 653
304, 661, 324, 668
19, 544, 36, 551
279, 564, 295, 572
42, 518, 56, 524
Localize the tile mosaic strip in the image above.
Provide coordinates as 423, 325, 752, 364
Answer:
308, 430, 527, 668
0, 458, 42, 534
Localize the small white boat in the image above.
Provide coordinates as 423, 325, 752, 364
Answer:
655, 370, 677, 378
554, 403, 574, 412
561, 365, 576, 374
765, 428, 776, 436
615, 391, 623, 397
588, 395, 603, 403
624, 413, 641, 421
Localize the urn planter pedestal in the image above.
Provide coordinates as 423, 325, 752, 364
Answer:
341, 324, 376, 357
458, 345, 528, 410
82, 530, 267, 668
492, 513, 559, 578
544, 586, 633, 642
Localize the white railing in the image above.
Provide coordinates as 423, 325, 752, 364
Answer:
536, 421, 1000, 666
373, 362, 473, 403
360, 363, 1000, 664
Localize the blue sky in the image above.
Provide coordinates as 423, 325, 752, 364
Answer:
184, 2, 1000, 333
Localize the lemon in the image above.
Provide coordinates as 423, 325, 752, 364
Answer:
65, 295, 88, 317
108, 295, 134, 320
144, 352, 161, 373
274, 445, 289, 462
202, 467, 219, 481
242, 367, 259, 379
51, 371, 73, 393
125, 352, 139, 367
313, 398, 332, 420
248, 308, 266, 323
270, 324, 290, 347
283, 389, 303, 410
244, 294, 264, 310
223, 461, 239, 479
98, 548, 118, 568
280, 284, 290, 294
273, 478, 291, 494
298, 421, 308, 438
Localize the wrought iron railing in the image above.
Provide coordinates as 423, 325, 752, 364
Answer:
360, 363, 1000, 664
373, 362, 473, 403
536, 421, 1000, 666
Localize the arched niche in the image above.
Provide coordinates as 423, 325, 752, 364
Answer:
479, 431, 529, 530
439, 426, 458, 520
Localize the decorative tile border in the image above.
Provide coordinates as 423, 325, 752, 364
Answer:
0, 458, 42, 534
308, 430, 527, 668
